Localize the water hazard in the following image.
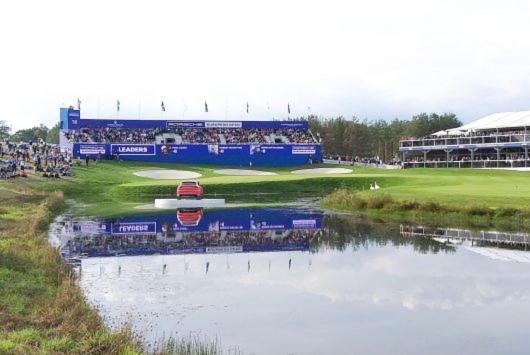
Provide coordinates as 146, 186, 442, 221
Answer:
49, 208, 530, 355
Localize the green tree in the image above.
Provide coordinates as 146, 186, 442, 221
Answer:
47, 122, 60, 144
307, 112, 462, 162
10, 124, 49, 143
0, 120, 11, 141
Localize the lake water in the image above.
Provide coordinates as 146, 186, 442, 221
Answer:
49, 208, 530, 355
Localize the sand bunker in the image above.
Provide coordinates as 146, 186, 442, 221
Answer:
133, 170, 202, 180
214, 169, 277, 176
291, 167, 352, 175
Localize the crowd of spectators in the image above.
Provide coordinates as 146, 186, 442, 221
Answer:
64, 229, 317, 255
402, 129, 530, 144
0, 140, 72, 179
405, 153, 529, 164
324, 154, 402, 166
63, 126, 317, 145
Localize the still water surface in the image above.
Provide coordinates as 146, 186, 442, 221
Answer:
49, 208, 530, 354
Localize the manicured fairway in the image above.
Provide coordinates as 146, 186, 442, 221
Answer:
22, 161, 530, 212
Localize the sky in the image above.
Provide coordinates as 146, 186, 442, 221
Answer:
2, 0, 530, 131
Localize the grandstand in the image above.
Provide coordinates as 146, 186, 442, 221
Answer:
399, 110, 530, 168
59, 107, 321, 166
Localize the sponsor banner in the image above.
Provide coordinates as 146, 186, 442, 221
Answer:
112, 222, 157, 235
206, 246, 243, 254
111, 144, 156, 155
64, 118, 308, 131
292, 219, 317, 229
73, 222, 108, 234
250, 221, 286, 230
292, 145, 317, 155
219, 224, 244, 231
105, 121, 125, 128
205, 121, 242, 128
279, 122, 306, 128
79, 144, 106, 155
166, 121, 205, 128
251, 145, 285, 155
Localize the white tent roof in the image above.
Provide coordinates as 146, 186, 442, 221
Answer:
439, 110, 530, 135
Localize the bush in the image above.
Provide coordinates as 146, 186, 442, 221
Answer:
464, 203, 493, 216
395, 200, 420, 211
495, 207, 519, 218
366, 194, 394, 209
419, 201, 443, 213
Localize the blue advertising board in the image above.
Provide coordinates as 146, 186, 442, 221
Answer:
111, 144, 156, 156
72, 143, 321, 166
74, 208, 322, 234
62, 107, 309, 130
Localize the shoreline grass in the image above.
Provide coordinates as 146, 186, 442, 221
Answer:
322, 188, 530, 231
0, 183, 142, 353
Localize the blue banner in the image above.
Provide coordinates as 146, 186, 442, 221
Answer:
66, 115, 309, 130
78, 208, 322, 234
78, 144, 107, 155
111, 144, 156, 156
72, 142, 320, 166
111, 222, 157, 235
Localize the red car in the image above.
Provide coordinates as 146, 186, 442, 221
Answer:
176, 180, 203, 199
176, 208, 203, 227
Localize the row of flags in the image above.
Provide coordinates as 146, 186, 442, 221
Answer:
76, 98, 294, 114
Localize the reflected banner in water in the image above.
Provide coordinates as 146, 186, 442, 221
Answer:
52, 208, 323, 260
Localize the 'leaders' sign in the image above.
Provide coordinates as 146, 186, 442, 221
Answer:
111, 144, 156, 155
111, 222, 157, 235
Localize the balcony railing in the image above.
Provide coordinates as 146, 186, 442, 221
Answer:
400, 133, 529, 150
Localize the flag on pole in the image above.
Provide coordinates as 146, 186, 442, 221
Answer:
161, 100, 166, 112
205, 101, 209, 113
246, 101, 249, 114
77, 98, 81, 110
117, 99, 121, 112
287, 103, 291, 114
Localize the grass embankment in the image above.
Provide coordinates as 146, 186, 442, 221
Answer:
22, 161, 530, 219
25, 161, 403, 216
323, 189, 530, 231
0, 182, 141, 353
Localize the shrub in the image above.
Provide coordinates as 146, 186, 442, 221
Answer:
495, 207, 519, 218
366, 194, 394, 209
464, 203, 493, 216
419, 201, 443, 213
395, 200, 420, 211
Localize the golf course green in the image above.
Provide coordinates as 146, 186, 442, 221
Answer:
25, 161, 530, 211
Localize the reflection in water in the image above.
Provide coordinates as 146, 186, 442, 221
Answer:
401, 225, 530, 263
49, 209, 530, 355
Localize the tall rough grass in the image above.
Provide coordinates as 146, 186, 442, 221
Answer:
0, 183, 142, 354
153, 336, 241, 355
323, 188, 530, 231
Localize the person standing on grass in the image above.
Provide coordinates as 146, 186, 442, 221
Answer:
85, 156, 89, 166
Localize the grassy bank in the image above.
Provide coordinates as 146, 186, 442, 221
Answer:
20, 160, 530, 217
0, 182, 141, 353
322, 189, 530, 231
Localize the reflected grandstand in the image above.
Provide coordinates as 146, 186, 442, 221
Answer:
50, 208, 323, 261
401, 225, 530, 262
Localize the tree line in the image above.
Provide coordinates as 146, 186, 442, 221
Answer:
306, 113, 461, 162
0, 121, 59, 144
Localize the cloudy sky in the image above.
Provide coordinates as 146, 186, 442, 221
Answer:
2, 0, 530, 131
